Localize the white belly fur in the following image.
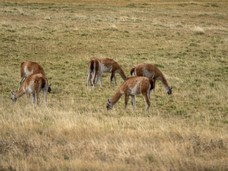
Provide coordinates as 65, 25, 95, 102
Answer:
142, 68, 154, 78
100, 63, 112, 73
26, 81, 34, 93
129, 82, 141, 95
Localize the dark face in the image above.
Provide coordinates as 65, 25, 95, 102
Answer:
167, 87, 172, 95
106, 99, 113, 110
48, 85, 52, 93
11, 92, 17, 102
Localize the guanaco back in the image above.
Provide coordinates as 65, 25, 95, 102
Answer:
130, 63, 172, 95
87, 58, 127, 87
20, 61, 51, 92
106, 76, 155, 112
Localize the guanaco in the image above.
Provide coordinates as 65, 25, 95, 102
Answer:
106, 76, 155, 112
130, 63, 172, 95
87, 58, 127, 87
20, 61, 51, 92
11, 73, 49, 106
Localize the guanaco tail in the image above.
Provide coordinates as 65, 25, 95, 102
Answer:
130, 63, 172, 95
20, 61, 51, 92
11, 73, 49, 106
87, 58, 127, 87
106, 76, 155, 112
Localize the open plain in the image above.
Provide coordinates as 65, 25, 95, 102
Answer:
0, 0, 227, 170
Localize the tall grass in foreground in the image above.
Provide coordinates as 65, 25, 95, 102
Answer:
0, 96, 227, 170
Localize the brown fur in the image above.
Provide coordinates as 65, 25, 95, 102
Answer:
106, 76, 155, 111
20, 61, 45, 79
87, 58, 127, 87
11, 73, 48, 106
130, 63, 172, 95
20, 61, 51, 92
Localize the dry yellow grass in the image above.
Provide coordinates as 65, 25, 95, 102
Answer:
0, 1, 227, 170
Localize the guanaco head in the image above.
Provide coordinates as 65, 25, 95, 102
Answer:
167, 87, 172, 95
10, 91, 17, 102
48, 84, 52, 93
106, 99, 113, 110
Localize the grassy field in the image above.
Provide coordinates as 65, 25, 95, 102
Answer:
0, 0, 227, 170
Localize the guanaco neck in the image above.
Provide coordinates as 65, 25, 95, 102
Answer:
118, 68, 127, 80
159, 73, 170, 89
15, 87, 26, 98
110, 90, 122, 106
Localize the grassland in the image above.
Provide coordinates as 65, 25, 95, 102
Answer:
0, 0, 227, 170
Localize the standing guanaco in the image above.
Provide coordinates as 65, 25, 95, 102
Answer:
20, 61, 51, 92
87, 58, 127, 87
106, 76, 155, 112
130, 63, 172, 95
11, 73, 49, 106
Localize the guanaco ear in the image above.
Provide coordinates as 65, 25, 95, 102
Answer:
11, 90, 15, 95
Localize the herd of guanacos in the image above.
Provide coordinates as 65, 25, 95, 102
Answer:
11, 58, 172, 111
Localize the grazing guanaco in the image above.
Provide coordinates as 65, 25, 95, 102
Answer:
87, 58, 127, 87
11, 73, 49, 106
20, 61, 51, 92
130, 63, 172, 95
106, 76, 155, 112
